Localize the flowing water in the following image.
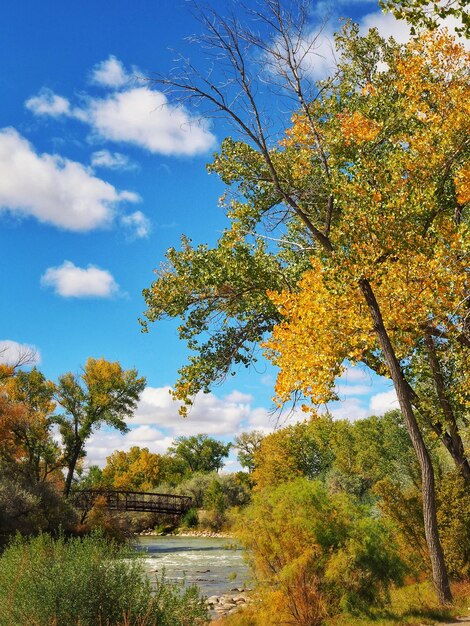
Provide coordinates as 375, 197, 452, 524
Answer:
137, 536, 252, 597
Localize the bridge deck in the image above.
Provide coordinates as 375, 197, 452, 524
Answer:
72, 489, 192, 515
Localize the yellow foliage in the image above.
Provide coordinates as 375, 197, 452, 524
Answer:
102, 446, 160, 492
264, 31, 470, 412
338, 111, 382, 145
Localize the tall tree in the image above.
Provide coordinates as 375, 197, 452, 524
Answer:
142, 2, 468, 602
234, 430, 265, 473
55, 358, 146, 497
168, 434, 231, 474
102, 446, 161, 491
0, 368, 59, 484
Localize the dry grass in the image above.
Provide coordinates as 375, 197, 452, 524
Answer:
213, 582, 470, 626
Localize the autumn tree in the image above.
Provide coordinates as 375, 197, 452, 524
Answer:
0, 368, 59, 484
102, 446, 161, 491
168, 434, 231, 474
143, 2, 468, 602
252, 421, 328, 490
54, 358, 146, 497
234, 430, 265, 473
381, 0, 469, 36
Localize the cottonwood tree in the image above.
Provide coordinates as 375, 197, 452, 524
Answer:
102, 446, 161, 491
55, 358, 146, 497
381, 0, 470, 36
0, 368, 61, 485
168, 434, 231, 474
142, 1, 469, 602
235, 430, 265, 473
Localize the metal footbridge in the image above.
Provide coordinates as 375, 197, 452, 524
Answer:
72, 489, 192, 515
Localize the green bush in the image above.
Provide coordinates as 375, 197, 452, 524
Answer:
0, 478, 77, 547
236, 479, 405, 624
182, 507, 199, 528
0, 533, 208, 626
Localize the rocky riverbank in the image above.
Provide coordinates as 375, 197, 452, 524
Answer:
206, 589, 252, 618
138, 528, 232, 539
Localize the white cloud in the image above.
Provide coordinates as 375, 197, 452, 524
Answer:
27, 82, 216, 156
41, 261, 119, 298
360, 9, 469, 49
338, 366, 372, 384
86, 426, 174, 467
0, 127, 139, 231
0, 340, 41, 366
91, 149, 136, 170
326, 398, 369, 420
85, 87, 216, 156
369, 389, 399, 415
134, 386, 253, 436
121, 210, 151, 239
83, 380, 402, 467
91, 55, 131, 88
25, 88, 72, 117
360, 11, 411, 43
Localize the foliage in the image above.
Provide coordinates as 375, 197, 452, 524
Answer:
437, 472, 470, 579
252, 420, 330, 490
380, 0, 469, 36
0, 368, 60, 484
181, 507, 199, 528
55, 357, 146, 496
102, 446, 161, 491
0, 478, 77, 547
174, 471, 250, 509
234, 430, 265, 473
236, 479, 405, 624
0, 533, 208, 626
141, 12, 469, 601
168, 434, 231, 474
157, 454, 189, 487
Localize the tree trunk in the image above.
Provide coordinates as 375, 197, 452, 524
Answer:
424, 333, 470, 484
63, 446, 82, 498
359, 278, 452, 604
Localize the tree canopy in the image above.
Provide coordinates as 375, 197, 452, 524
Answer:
168, 434, 231, 474
142, 8, 469, 602
54, 357, 146, 497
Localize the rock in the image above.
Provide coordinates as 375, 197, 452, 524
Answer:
233, 594, 247, 604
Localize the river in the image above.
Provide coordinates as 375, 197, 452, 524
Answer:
137, 536, 252, 597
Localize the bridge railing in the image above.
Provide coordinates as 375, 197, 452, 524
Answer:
71, 489, 193, 515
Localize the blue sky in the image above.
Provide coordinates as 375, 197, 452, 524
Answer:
0, 0, 420, 468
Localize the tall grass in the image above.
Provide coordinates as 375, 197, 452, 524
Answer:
0, 533, 208, 626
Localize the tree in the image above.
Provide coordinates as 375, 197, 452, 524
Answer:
142, 3, 469, 602
102, 446, 161, 491
168, 434, 231, 474
234, 430, 265, 473
54, 358, 146, 497
380, 0, 470, 36
0, 368, 60, 484
252, 421, 328, 490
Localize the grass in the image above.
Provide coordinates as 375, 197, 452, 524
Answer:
214, 582, 470, 626
327, 581, 470, 626
0, 532, 208, 626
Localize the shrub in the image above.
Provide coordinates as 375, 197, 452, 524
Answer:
182, 507, 199, 528
236, 479, 405, 625
437, 472, 470, 580
0, 533, 208, 626
0, 478, 77, 547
